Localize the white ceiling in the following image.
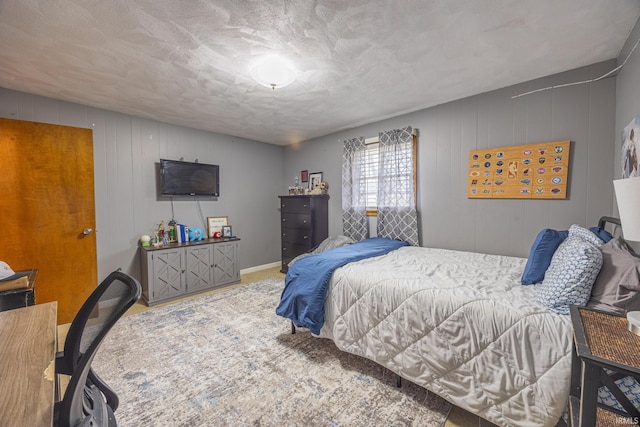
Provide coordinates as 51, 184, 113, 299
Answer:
1, 1, 639, 146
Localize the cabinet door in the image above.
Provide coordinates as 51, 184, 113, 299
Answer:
151, 248, 185, 300
186, 245, 213, 292
213, 241, 239, 286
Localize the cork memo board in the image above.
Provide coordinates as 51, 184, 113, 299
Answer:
467, 140, 570, 199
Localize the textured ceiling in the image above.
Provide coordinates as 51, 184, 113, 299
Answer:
0, 1, 639, 146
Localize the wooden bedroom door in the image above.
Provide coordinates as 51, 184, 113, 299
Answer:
0, 118, 97, 324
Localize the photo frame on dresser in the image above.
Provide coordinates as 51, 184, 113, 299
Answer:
309, 172, 323, 189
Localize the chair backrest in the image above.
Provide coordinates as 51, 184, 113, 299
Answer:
56, 271, 141, 427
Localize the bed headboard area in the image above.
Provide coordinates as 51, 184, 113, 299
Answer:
597, 216, 623, 239
521, 215, 638, 316
574, 215, 640, 316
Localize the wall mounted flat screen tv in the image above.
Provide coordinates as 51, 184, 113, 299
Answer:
159, 159, 219, 197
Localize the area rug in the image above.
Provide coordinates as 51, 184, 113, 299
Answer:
93, 277, 452, 426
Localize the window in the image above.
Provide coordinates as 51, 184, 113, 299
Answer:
364, 142, 379, 214
363, 136, 416, 216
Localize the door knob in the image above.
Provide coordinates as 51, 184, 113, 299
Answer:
83, 228, 93, 235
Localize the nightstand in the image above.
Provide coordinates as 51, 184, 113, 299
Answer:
569, 305, 640, 426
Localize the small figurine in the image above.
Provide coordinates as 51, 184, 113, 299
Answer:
140, 235, 151, 247
188, 227, 205, 241
310, 181, 329, 195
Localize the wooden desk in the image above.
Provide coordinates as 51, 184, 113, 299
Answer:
0, 302, 57, 426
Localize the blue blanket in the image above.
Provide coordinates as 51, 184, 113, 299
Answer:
275, 237, 409, 334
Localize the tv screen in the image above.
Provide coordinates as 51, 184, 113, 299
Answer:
159, 159, 219, 197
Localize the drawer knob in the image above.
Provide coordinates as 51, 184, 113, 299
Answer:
283, 248, 287, 251
282, 218, 286, 222
303, 204, 308, 208
303, 220, 307, 224
303, 236, 308, 240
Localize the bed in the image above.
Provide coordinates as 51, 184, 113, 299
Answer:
276, 217, 633, 427
317, 246, 570, 427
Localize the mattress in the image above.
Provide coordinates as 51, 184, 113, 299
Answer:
318, 246, 573, 427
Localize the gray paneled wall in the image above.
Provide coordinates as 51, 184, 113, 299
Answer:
613, 18, 640, 253
283, 60, 617, 258
615, 18, 640, 182
0, 88, 284, 282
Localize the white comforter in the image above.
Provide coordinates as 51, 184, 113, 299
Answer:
318, 246, 573, 427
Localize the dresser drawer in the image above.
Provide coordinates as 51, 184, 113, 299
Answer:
282, 241, 312, 259
281, 213, 311, 229
280, 197, 311, 213
281, 227, 311, 244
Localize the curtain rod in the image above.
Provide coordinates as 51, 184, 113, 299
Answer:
364, 128, 418, 144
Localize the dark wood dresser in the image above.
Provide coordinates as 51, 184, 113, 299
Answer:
279, 195, 329, 273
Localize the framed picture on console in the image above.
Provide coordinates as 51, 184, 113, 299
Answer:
222, 225, 232, 238
207, 216, 228, 238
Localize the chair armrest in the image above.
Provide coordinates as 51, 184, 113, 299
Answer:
88, 368, 119, 411
57, 351, 119, 411
55, 350, 74, 376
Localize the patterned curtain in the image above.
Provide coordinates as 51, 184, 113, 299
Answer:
377, 126, 419, 246
342, 136, 369, 241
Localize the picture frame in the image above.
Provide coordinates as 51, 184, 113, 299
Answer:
308, 172, 323, 189
222, 225, 232, 238
301, 170, 308, 183
622, 114, 640, 178
207, 216, 228, 238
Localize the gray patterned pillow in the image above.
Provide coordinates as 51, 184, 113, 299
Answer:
587, 237, 640, 314
536, 224, 604, 314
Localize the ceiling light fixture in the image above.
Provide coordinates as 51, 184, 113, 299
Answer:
250, 55, 296, 90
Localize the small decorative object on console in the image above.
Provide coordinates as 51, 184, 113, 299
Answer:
188, 227, 205, 241
140, 235, 151, 247
207, 216, 228, 238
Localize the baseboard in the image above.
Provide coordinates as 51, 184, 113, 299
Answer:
240, 261, 281, 275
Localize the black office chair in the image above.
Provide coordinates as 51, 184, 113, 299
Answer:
54, 271, 142, 427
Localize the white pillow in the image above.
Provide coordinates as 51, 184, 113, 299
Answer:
536, 224, 604, 314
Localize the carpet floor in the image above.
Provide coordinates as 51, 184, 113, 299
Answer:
93, 277, 452, 426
